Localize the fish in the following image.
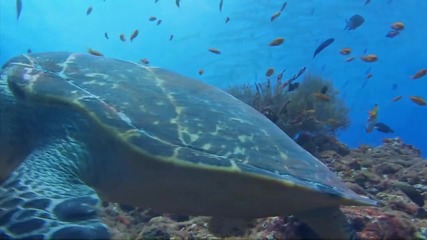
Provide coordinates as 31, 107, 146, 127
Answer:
169, 35, 174, 41
283, 67, 306, 85
130, 30, 139, 42
409, 96, 426, 106
392, 83, 398, 90
313, 38, 334, 58
225, 17, 230, 23
176, 0, 180, 8
149, 16, 157, 21
340, 48, 351, 55
360, 79, 369, 89
120, 34, 126, 42
277, 69, 286, 82
140, 58, 149, 65
345, 14, 365, 30
412, 69, 427, 79
269, 37, 285, 46
391, 22, 404, 30
16, 0, 22, 20
86, 6, 93, 15
27, 48, 31, 53
265, 68, 275, 77
313, 93, 330, 102
155, 0, 159, 3
368, 104, 379, 120
361, 54, 378, 62
157, 19, 162, 25
208, 48, 221, 54
104, 32, 109, 39
320, 86, 328, 94
270, 12, 281, 22
374, 122, 394, 133
391, 96, 402, 102
280, 2, 287, 12
365, 104, 379, 133
288, 82, 299, 92
88, 48, 104, 57
386, 30, 400, 38
294, 66, 306, 80
198, 69, 204, 75
365, 0, 371, 5
270, 2, 287, 22
219, 0, 223, 12
366, 73, 373, 79
346, 57, 355, 62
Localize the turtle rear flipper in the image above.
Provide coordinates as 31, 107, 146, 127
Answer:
296, 207, 358, 240
0, 140, 110, 239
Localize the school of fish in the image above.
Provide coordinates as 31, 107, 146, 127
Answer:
14, 0, 426, 137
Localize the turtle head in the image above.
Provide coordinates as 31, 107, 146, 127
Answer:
0, 53, 76, 182
0, 55, 37, 182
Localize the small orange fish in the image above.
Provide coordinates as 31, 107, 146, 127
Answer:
208, 48, 221, 54
271, 11, 281, 21
361, 54, 378, 62
130, 29, 139, 42
368, 104, 378, 120
198, 69, 204, 75
86, 6, 93, 15
120, 34, 126, 42
411, 69, 427, 79
366, 73, 373, 79
391, 22, 404, 30
340, 48, 351, 55
88, 48, 103, 56
391, 96, 402, 102
346, 57, 355, 62
149, 16, 157, 21
409, 96, 426, 106
140, 58, 149, 65
269, 37, 284, 46
265, 68, 275, 77
313, 93, 330, 102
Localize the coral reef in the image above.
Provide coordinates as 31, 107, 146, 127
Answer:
227, 74, 350, 140
101, 137, 427, 240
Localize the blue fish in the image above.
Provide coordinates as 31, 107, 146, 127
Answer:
345, 14, 365, 30
16, 0, 22, 20
374, 123, 394, 133
313, 38, 334, 58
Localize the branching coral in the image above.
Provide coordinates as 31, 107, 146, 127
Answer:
227, 74, 350, 140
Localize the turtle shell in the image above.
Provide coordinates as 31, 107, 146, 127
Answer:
4, 52, 375, 207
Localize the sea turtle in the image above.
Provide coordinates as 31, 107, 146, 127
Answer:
0, 52, 376, 239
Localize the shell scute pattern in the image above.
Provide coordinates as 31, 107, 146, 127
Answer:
10, 52, 371, 202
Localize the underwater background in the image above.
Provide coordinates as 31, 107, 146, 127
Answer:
0, 0, 426, 156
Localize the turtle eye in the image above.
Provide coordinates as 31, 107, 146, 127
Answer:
6, 66, 33, 99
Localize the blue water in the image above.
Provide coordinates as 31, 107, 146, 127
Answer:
1, 0, 426, 156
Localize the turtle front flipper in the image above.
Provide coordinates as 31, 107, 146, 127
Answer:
296, 207, 358, 240
0, 140, 110, 239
